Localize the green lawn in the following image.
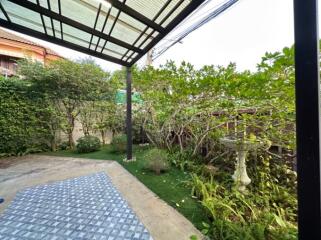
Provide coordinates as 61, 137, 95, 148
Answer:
46, 145, 209, 231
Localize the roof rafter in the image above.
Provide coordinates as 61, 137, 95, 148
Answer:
36, 0, 48, 36
121, 0, 173, 61
0, 18, 131, 66
77, 0, 151, 39
0, 2, 10, 22
95, 5, 112, 52
46, 0, 56, 38
3, 11, 126, 60
101, 3, 122, 54
130, 0, 190, 64
57, 0, 63, 40
105, 0, 166, 34
89, 3, 102, 49
0, 0, 207, 66
8, 0, 142, 54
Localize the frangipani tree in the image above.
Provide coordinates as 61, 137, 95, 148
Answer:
18, 59, 114, 149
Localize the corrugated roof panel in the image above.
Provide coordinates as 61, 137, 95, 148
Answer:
0, 0, 205, 66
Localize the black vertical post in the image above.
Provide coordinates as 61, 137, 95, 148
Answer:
126, 67, 133, 161
294, 0, 321, 239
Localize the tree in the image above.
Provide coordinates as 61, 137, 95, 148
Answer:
19, 59, 111, 149
0, 77, 53, 155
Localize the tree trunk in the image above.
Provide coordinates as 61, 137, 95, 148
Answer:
101, 130, 106, 145
84, 129, 90, 136
68, 131, 75, 149
51, 139, 57, 152
66, 112, 75, 149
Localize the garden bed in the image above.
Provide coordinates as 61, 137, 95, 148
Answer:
47, 145, 210, 231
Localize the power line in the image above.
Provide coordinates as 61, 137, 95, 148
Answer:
152, 0, 240, 61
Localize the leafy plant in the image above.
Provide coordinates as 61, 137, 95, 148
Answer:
59, 141, 70, 150
130, 46, 298, 239
111, 134, 127, 153
143, 148, 170, 175
168, 149, 199, 171
0, 77, 52, 156
18, 58, 112, 149
190, 172, 297, 240
76, 135, 101, 153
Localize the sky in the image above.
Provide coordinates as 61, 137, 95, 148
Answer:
153, 0, 295, 71
3, 0, 314, 72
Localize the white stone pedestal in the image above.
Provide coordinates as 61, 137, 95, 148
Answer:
232, 150, 251, 192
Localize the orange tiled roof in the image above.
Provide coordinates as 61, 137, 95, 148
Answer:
0, 28, 62, 57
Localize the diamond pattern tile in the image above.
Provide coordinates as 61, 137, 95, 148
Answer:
0, 172, 153, 240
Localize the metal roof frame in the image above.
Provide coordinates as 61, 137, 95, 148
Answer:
0, 0, 206, 67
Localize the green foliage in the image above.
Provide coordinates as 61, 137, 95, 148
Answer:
58, 141, 70, 151
0, 58, 118, 156
134, 46, 295, 156
111, 134, 127, 153
189, 162, 297, 240
143, 148, 170, 175
76, 135, 101, 153
131, 45, 297, 239
0, 77, 52, 156
2, 43, 299, 239
96, 103, 125, 137
18, 58, 114, 149
168, 149, 199, 171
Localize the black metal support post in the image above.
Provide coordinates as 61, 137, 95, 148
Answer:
294, 0, 321, 239
126, 67, 133, 161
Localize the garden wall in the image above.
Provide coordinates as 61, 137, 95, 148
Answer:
56, 118, 113, 145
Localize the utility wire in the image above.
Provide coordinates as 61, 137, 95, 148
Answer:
152, 0, 239, 61
154, 0, 239, 54
153, 0, 239, 58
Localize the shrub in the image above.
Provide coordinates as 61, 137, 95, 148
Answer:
111, 134, 127, 153
190, 173, 298, 240
132, 122, 148, 144
59, 141, 70, 150
168, 149, 199, 171
0, 77, 53, 156
144, 148, 170, 175
76, 136, 101, 153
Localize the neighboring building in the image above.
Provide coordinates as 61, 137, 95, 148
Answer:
0, 28, 114, 146
0, 28, 62, 77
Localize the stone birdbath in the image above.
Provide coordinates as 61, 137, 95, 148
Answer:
220, 137, 263, 192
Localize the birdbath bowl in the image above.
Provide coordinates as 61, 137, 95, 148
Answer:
220, 137, 262, 192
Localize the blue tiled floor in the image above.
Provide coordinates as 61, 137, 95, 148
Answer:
0, 172, 153, 240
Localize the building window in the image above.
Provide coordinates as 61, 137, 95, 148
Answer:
0, 56, 9, 69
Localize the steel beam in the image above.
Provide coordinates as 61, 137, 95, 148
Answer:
0, 2, 11, 22
121, 0, 173, 61
8, 0, 142, 54
0, 19, 131, 66
294, 0, 321, 239
105, 0, 165, 34
129, 0, 207, 66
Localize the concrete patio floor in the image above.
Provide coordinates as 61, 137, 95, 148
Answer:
0, 155, 203, 240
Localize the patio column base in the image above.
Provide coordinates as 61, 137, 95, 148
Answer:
123, 157, 136, 162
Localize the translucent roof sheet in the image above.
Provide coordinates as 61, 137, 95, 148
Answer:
0, 0, 205, 66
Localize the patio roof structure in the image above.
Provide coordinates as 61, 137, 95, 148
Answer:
0, 0, 320, 239
0, 0, 203, 67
